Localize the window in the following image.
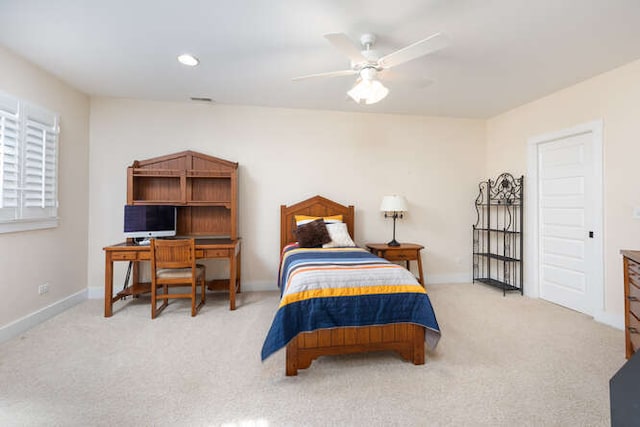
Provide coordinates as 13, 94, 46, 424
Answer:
0, 92, 59, 233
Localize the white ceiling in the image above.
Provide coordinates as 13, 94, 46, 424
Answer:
1, 0, 640, 118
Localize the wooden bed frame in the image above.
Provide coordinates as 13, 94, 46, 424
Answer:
280, 195, 426, 376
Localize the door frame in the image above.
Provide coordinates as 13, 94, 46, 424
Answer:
526, 120, 603, 316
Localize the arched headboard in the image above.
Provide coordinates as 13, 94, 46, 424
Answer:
280, 195, 355, 251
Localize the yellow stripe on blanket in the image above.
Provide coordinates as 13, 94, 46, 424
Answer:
279, 284, 427, 308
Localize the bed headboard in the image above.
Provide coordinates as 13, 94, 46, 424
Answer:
280, 195, 355, 251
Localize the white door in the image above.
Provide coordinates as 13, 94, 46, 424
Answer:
528, 121, 603, 316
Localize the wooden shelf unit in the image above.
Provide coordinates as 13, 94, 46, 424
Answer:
127, 151, 238, 239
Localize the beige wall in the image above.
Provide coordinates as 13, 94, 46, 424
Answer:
486, 58, 640, 324
87, 98, 486, 293
0, 45, 90, 327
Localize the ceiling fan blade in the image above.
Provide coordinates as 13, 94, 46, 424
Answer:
378, 32, 448, 69
324, 33, 366, 64
292, 69, 357, 81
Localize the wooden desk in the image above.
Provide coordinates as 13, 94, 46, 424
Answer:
104, 238, 241, 316
365, 243, 425, 285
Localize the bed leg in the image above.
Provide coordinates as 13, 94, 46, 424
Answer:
286, 339, 298, 376
413, 326, 425, 365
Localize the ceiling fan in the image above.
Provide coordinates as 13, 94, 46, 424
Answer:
293, 32, 448, 104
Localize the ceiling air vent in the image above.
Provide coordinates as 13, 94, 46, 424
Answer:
190, 97, 214, 103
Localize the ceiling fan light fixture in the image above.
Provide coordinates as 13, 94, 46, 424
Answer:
295, 31, 446, 105
347, 78, 389, 105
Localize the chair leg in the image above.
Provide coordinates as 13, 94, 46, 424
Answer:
194, 275, 206, 315
151, 282, 156, 319
154, 279, 204, 318
200, 275, 206, 307
152, 282, 170, 319
193, 268, 206, 316
163, 284, 169, 312
191, 280, 197, 317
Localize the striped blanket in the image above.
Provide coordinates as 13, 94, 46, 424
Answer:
261, 245, 441, 360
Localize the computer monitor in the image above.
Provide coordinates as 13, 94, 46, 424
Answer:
123, 205, 177, 243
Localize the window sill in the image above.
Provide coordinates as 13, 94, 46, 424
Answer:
0, 218, 58, 234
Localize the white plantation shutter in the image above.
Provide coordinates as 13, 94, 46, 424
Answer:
22, 105, 58, 217
0, 92, 59, 232
0, 95, 20, 220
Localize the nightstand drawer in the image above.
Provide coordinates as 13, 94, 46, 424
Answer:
384, 249, 418, 261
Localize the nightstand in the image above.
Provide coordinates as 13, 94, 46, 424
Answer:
365, 243, 425, 286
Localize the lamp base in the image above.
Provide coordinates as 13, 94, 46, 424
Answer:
387, 239, 401, 247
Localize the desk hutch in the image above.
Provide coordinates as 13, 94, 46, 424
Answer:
104, 151, 241, 315
127, 150, 238, 238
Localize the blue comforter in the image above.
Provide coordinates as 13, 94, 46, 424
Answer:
261, 246, 441, 360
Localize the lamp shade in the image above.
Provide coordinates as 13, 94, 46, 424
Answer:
380, 195, 408, 213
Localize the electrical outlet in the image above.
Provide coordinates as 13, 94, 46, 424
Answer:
38, 282, 49, 295
634, 207, 640, 219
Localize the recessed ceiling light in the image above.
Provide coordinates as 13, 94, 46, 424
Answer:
177, 53, 199, 66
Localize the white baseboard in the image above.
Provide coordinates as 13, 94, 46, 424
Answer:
88, 280, 279, 299
594, 309, 625, 330
0, 289, 87, 344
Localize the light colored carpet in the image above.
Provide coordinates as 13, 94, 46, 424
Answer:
0, 283, 625, 426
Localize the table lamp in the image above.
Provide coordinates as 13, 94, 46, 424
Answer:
380, 195, 408, 247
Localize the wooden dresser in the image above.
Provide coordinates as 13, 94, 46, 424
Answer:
622, 250, 640, 358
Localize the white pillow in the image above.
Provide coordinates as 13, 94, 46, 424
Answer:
323, 222, 356, 248
294, 214, 343, 226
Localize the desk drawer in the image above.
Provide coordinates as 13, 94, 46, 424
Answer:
199, 248, 230, 258
384, 249, 418, 261
111, 252, 140, 261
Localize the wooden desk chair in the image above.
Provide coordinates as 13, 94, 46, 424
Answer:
150, 238, 206, 318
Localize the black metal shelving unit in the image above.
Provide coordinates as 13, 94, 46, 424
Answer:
473, 173, 524, 295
